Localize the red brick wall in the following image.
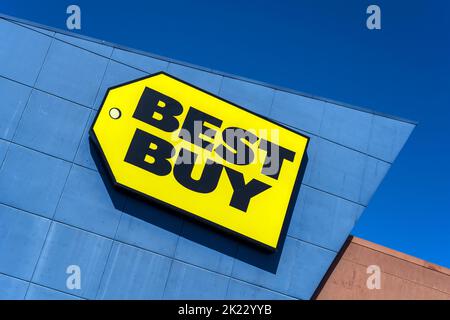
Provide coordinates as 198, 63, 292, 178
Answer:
314, 237, 450, 300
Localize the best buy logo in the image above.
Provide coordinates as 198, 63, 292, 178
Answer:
90, 72, 308, 250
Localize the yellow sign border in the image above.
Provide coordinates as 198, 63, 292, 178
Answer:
89, 72, 309, 251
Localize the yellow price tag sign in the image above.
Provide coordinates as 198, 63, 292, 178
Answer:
91, 72, 309, 250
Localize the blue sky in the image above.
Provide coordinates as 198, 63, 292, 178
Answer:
1, 0, 449, 268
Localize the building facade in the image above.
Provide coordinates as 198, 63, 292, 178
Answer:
0, 15, 416, 300
315, 237, 450, 300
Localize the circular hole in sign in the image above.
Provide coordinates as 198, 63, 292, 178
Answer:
109, 108, 121, 119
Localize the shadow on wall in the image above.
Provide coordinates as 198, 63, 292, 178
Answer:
89, 138, 308, 274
